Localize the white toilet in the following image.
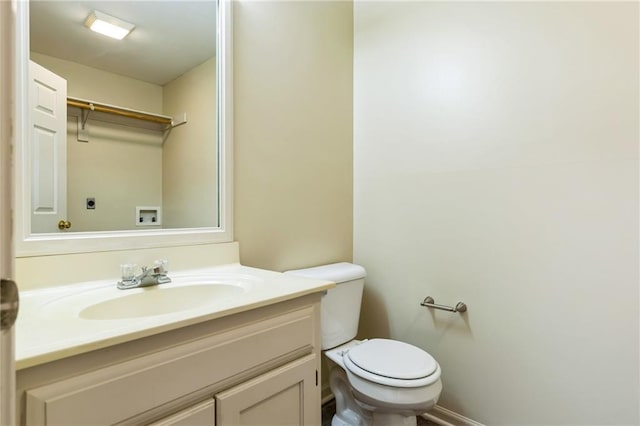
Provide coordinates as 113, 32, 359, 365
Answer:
286, 263, 442, 426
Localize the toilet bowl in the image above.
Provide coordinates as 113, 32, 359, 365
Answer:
285, 263, 442, 426
325, 339, 442, 426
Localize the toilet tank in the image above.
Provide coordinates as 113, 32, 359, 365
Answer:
285, 263, 366, 350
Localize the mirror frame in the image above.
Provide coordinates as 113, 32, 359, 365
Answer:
13, 0, 233, 257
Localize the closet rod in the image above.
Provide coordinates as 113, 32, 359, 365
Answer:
67, 98, 173, 125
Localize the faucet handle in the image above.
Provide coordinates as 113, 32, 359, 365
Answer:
120, 264, 137, 281
154, 259, 169, 274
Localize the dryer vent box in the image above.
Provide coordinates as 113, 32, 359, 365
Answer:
136, 206, 161, 226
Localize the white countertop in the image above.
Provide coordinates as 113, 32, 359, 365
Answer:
16, 263, 334, 370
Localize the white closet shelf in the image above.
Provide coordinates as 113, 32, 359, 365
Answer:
67, 97, 187, 133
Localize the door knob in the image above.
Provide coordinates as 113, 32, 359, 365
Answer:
57, 220, 72, 230
0, 279, 19, 330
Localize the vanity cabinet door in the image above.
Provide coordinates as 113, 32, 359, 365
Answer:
147, 399, 215, 426
216, 354, 318, 426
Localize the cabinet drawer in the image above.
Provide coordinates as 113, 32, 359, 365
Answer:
26, 306, 315, 425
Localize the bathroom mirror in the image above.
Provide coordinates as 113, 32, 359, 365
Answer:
14, 0, 233, 256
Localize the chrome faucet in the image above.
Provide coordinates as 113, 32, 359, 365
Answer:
118, 260, 171, 290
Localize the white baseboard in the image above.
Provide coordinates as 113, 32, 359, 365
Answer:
421, 405, 485, 426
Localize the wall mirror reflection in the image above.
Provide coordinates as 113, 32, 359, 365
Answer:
28, 0, 218, 234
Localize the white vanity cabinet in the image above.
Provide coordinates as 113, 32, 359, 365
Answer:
17, 294, 322, 426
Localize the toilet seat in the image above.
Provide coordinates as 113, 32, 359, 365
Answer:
343, 339, 441, 388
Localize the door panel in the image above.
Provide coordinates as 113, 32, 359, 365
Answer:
28, 61, 67, 233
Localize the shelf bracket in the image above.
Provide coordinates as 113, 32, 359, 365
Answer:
77, 114, 89, 143
76, 104, 94, 142
81, 106, 92, 129
162, 112, 188, 143
171, 112, 188, 129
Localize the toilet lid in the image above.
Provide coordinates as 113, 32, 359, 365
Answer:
346, 339, 437, 380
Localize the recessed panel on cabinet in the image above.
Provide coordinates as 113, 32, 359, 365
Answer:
216, 354, 318, 426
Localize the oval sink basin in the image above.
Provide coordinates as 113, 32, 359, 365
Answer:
79, 284, 244, 320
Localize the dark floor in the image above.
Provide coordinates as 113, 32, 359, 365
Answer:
321, 399, 437, 426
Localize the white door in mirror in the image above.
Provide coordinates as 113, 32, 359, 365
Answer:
28, 61, 67, 233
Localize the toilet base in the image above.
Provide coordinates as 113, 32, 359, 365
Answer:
332, 413, 415, 426
330, 404, 419, 426
331, 414, 360, 426
371, 413, 417, 426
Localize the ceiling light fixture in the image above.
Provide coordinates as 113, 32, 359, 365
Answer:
84, 10, 135, 40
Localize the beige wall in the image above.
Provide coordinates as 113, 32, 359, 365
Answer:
16, 242, 240, 290
233, 0, 354, 272
163, 56, 218, 229
354, 2, 639, 425
30, 52, 162, 113
66, 121, 163, 232
30, 53, 163, 232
